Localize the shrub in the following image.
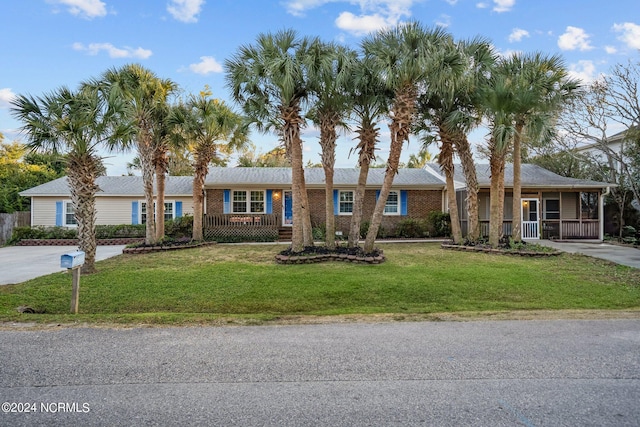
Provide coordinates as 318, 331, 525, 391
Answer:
95, 224, 145, 239
426, 211, 451, 237
312, 224, 326, 241
165, 215, 193, 239
396, 218, 429, 238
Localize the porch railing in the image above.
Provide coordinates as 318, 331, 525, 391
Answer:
203, 214, 280, 241
473, 219, 599, 240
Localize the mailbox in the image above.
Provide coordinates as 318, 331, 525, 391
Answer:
61, 251, 85, 269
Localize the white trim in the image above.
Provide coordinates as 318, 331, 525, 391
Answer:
63, 200, 77, 227
338, 190, 354, 215
383, 190, 400, 216
231, 190, 266, 214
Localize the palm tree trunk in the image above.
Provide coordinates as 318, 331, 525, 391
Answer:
139, 136, 156, 245
364, 87, 415, 254
454, 132, 479, 241
511, 122, 524, 242
282, 105, 305, 252
300, 169, 314, 247
67, 154, 100, 275
489, 146, 506, 247
192, 162, 207, 241
439, 129, 462, 244
348, 125, 377, 248
320, 121, 337, 249
155, 162, 166, 242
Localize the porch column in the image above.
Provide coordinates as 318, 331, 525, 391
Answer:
598, 189, 605, 241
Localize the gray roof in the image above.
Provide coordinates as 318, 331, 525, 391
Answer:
424, 163, 613, 189
204, 167, 446, 188
19, 176, 194, 197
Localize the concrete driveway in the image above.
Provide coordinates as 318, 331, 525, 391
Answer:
0, 245, 126, 285
537, 240, 640, 269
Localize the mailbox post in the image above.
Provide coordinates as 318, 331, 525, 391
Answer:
61, 251, 85, 314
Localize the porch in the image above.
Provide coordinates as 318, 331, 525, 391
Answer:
203, 214, 280, 241
474, 219, 600, 240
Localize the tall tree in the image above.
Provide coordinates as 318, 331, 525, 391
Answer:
226, 29, 317, 252
306, 42, 354, 249
11, 86, 127, 273
502, 53, 578, 242
171, 95, 248, 241
345, 56, 391, 248
362, 22, 450, 253
90, 64, 177, 245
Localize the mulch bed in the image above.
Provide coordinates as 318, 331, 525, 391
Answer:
275, 246, 385, 265
441, 243, 562, 257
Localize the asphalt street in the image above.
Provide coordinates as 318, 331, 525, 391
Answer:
0, 320, 638, 426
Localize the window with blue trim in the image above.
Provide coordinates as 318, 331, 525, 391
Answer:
384, 191, 399, 215
232, 190, 265, 213
64, 201, 77, 226
141, 201, 176, 224
339, 190, 354, 214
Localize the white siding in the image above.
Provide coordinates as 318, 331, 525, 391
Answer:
30, 196, 194, 226
31, 197, 59, 226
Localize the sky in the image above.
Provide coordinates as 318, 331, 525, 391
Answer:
1, 0, 639, 175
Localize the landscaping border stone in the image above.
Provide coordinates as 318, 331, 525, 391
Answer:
122, 241, 217, 254
275, 250, 386, 265
16, 238, 143, 246
440, 243, 562, 257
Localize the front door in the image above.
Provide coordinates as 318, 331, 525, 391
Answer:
283, 190, 293, 226
521, 198, 539, 239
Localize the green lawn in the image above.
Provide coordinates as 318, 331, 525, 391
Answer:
1, 242, 639, 325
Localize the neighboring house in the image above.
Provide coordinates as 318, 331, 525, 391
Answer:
432, 163, 615, 241
19, 176, 193, 227
20, 164, 614, 241
574, 128, 629, 173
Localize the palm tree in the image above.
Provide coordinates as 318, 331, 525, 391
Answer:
345, 56, 391, 248
226, 29, 317, 252
90, 64, 177, 245
417, 36, 496, 243
11, 86, 127, 274
362, 22, 451, 253
501, 53, 579, 242
306, 42, 354, 249
171, 95, 248, 241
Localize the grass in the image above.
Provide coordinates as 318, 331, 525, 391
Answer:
1, 242, 639, 325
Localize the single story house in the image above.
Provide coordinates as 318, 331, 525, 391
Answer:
19, 176, 194, 227
442, 163, 614, 240
20, 164, 614, 241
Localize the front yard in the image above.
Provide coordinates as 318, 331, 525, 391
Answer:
1, 242, 639, 325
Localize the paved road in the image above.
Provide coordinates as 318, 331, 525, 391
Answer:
537, 240, 640, 269
0, 320, 638, 426
0, 246, 126, 285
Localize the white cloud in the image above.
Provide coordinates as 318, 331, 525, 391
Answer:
567, 60, 598, 84
285, 0, 416, 35
493, 0, 515, 12
435, 14, 451, 28
335, 12, 390, 35
444, 0, 458, 5
167, 0, 205, 23
476, 2, 489, 8
73, 42, 152, 59
612, 22, 640, 49
0, 88, 16, 109
188, 56, 223, 75
508, 28, 529, 42
47, 0, 107, 19
605, 45, 617, 54
557, 26, 593, 51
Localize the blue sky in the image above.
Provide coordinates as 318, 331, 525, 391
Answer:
1, 0, 639, 175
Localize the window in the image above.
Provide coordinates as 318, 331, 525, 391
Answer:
339, 191, 354, 214
232, 191, 265, 213
544, 199, 560, 220
384, 191, 399, 215
141, 201, 175, 224
64, 202, 77, 226
581, 192, 598, 219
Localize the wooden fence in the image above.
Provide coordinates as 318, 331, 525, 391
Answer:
0, 212, 30, 245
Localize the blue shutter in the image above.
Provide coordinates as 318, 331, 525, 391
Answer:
55, 201, 63, 226
223, 190, 231, 214
375, 190, 380, 201
131, 201, 139, 225
400, 190, 408, 215
266, 190, 273, 214
333, 190, 339, 215
175, 201, 182, 218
